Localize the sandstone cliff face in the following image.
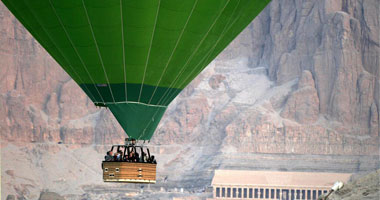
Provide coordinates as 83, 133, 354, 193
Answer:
280, 70, 320, 124
1, 0, 379, 199
154, 0, 379, 155
223, 0, 379, 131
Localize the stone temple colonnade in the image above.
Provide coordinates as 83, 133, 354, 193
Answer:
208, 170, 351, 200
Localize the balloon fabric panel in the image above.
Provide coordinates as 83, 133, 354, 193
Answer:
2, 0, 271, 140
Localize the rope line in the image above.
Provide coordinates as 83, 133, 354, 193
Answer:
138, 0, 161, 103
48, 0, 106, 105
82, 0, 116, 103
147, 0, 199, 104
138, 0, 234, 140
93, 101, 167, 108
162, 0, 243, 106
161, 0, 243, 106
17, 0, 97, 103
120, 0, 128, 102
156, 0, 234, 106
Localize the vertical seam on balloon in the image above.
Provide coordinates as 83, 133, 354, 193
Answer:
147, 0, 199, 105
162, 1, 243, 105
138, 0, 233, 140
162, 0, 244, 106
82, 0, 116, 103
137, 0, 161, 103
48, 0, 106, 104
156, 0, 233, 106
157, 0, 232, 105
120, 0, 128, 102
159, 0, 241, 106
21, 0, 98, 102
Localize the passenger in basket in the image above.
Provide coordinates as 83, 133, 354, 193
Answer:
116, 150, 122, 161
129, 149, 135, 162
134, 151, 140, 162
105, 151, 114, 161
150, 155, 157, 164
141, 152, 148, 162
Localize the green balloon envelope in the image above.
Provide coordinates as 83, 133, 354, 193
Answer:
3, 0, 271, 140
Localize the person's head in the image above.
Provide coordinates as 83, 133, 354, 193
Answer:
109, 151, 113, 156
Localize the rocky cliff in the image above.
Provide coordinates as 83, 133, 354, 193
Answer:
1, 0, 379, 199
325, 170, 380, 200
155, 0, 379, 155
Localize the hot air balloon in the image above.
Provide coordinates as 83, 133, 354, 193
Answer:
2, 0, 270, 183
